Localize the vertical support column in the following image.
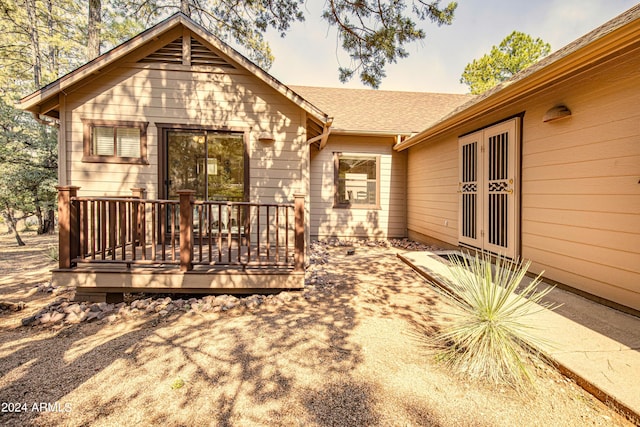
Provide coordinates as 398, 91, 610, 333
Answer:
131, 187, 147, 258
57, 186, 80, 269
131, 188, 146, 249
177, 190, 195, 272
58, 93, 67, 185
131, 187, 147, 199
108, 200, 116, 260
293, 194, 305, 272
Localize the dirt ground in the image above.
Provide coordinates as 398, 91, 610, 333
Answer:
0, 231, 633, 426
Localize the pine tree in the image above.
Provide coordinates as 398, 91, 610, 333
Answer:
460, 31, 551, 95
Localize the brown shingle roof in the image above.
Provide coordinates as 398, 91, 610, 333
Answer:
290, 86, 473, 134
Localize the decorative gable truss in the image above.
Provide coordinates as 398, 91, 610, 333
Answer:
20, 13, 330, 139
138, 35, 236, 69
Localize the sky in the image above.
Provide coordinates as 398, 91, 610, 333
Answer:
263, 0, 638, 93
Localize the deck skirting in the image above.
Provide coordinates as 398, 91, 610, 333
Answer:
53, 267, 304, 299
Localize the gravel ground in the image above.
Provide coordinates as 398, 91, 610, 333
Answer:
0, 232, 633, 426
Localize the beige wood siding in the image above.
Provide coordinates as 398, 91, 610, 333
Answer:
518, 49, 640, 311
62, 60, 307, 203
406, 47, 640, 311
310, 135, 407, 239
407, 137, 458, 245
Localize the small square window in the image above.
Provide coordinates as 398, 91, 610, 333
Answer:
82, 119, 148, 164
334, 153, 380, 208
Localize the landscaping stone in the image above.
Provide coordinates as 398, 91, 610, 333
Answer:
37, 283, 56, 293
222, 302, 237, 311
21, 238, 428, 328
244, 295, 263, 309
21, 315, 38, 326
63, 304, 82, 315
65, 311, 86, 324
86, 311, 104, 323
38, 312, 52, 324
0, 301, 26, 312
40, 311, 65, 324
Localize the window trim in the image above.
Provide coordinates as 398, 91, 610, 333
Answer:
333, 152, 381, 210
82, 119, 149, 164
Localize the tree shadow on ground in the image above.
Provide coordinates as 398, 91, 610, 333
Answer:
0, 245, 446, 426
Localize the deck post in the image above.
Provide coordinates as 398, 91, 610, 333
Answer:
56, 186, 80, 269
293, 194, 305, 272
131, 187, 146, 199
177, 190, 195, 272
131, 188, 146, 248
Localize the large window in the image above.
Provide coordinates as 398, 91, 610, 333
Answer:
82, 119, 148, 164
334, 153, 380, 208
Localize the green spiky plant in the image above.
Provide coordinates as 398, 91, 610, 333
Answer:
433, 251, 556, 388
46, 245, 59, 262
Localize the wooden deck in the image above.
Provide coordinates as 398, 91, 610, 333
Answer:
55, 187, 305, 302
54, 267, 304, 302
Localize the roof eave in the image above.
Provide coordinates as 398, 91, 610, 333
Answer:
330, 128, 414, 137
19, 14, 330, 124
183, 20, 329, 123
395, 12, 640, 151
19, 14, 186, 112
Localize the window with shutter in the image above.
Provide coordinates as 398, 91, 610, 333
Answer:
82, 119, 148, 164
116, 128, 141, 158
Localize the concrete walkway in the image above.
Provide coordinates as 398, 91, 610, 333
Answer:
398, 251, 640, 423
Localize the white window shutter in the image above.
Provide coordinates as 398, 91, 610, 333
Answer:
117, 128, 141, 158
93, 127, 114, 156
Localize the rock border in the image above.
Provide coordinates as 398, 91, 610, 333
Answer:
20, 238, 440, 327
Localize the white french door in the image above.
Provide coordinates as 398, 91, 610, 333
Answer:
458, 119, 519, 258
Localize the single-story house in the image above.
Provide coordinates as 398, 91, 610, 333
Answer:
395, 5, 640, 314
19, 6, 639, 314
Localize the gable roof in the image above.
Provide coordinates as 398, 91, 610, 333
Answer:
291, 85, 472, 135
19, 13, 329, 124
395, 4, 640, 150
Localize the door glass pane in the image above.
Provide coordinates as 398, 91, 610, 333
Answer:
206, 133, 244, 201
460, 141, 478, 239
167, 130, 206, 199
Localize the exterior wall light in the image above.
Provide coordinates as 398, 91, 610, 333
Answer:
543, 105, 572, 122
258, 132, 275, 144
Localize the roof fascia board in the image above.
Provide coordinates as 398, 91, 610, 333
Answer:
19, 16, 183, 110
182, 19, 329, 123
330, 129, 412, 137
395, 16, 640, 151
20, 14, 330, 124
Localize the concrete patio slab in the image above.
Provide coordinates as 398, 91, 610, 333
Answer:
398, 250, 640, 423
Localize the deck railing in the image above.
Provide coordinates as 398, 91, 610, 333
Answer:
56, 186, 305, 272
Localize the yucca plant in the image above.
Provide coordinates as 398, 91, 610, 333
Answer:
432, 251, 556, 388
